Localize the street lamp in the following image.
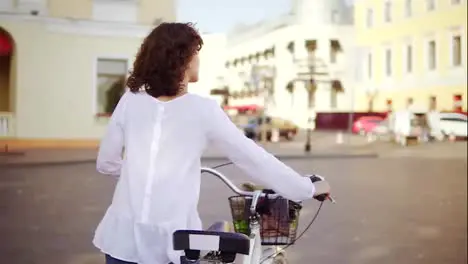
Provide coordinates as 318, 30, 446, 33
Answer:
365, 89, 378, 112
303, 79, 317, 152
294, 41, 330, 153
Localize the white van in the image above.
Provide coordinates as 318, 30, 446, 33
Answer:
438, 112, 467, 138
393, 110, 425, 146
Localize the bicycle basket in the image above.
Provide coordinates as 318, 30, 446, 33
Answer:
228, 195, 301, 246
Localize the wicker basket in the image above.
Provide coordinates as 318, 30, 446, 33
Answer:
228, 195, 301, 245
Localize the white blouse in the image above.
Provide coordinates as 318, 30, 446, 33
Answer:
93, 91, 315, 264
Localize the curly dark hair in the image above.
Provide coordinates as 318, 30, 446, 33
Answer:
126, 22, 203, 98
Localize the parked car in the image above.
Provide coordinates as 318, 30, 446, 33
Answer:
370, 111, 467, 144
369, 118, 392, 139
242, 116, 298, 141
435, 112, 467, 138
352, 116, 385, 135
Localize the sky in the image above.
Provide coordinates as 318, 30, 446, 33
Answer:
176, 0, 291, 33
176, 0, 355, 33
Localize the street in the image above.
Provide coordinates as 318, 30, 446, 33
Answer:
0, 146, 467, 264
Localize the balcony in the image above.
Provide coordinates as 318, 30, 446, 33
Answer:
0, 112, 15, 138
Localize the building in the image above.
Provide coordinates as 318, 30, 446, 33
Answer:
212, 0, 356, 127
0, 0, 225, 148
353, 0, 467, 113
189, 33, 227, 105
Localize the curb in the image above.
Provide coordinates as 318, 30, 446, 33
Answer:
1, 153, 379, 168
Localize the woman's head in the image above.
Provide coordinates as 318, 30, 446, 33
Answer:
127, 22, 203, 98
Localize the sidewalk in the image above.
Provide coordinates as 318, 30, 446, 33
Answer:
379, 140, 467, 159
0, 133, 379, 166
2, 137, 465, 166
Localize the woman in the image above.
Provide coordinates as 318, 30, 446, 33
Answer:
93, 22, 330, 264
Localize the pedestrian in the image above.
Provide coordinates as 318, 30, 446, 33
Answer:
93, 22, 330, 264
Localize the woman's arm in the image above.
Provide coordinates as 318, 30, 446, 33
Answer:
205, 100, 315, 201
96, 92, 129, 176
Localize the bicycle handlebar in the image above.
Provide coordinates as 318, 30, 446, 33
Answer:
201, 167, 281, 198
201, 167, 336, 204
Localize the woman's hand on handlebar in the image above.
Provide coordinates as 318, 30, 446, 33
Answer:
240, 176, 333, 203
308, 175, 331, 202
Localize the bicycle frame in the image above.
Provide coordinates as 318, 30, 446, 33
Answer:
236, 191, 283, 264
200, 168, 285, 264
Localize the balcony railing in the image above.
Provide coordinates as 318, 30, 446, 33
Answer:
0, 112, 15, 138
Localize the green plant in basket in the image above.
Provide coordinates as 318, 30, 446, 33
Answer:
290, 219, 296, 229
233, 219, 250, 235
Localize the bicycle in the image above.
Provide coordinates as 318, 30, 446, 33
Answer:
172, 167, 333, 264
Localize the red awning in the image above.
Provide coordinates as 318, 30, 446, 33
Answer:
223, 104, 262, 111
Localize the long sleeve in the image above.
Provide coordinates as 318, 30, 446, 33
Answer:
96, 92, 128, 176
205, 100, 315, 201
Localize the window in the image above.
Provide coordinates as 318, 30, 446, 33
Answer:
453, 94, 463, 112
429, 96, 437, 110
366, 91, 376, 112
330, 88, 338, 109
330, 40, 341, 63
331, 10, 339, 23
330, 81, 341, 109
385, 48, 392, 76
407, 97, 414, 106
92, 0, 137, 22
426, 0, 435, 11
330, 49, 337, 63
367, 52, 373, 79
96, 58, 128, 116
386, 99, 393, 111
366, 8, 373, 27
452, 35, 462, 66
427, 40, 436, 70
405, 44, 413, 73
405, 0, 412, 17
384, 0, 392, 22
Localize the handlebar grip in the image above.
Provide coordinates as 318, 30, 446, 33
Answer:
314, 193, 329, 202
309, 175, 332, 202
262, 189, 276, 194
309, 175, 324, 183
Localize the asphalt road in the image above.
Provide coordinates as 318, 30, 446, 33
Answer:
0, 155, 466, 264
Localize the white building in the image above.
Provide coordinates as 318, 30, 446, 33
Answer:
217, 0, 356, 127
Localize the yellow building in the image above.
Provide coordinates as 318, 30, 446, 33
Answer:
0, 0, 225, 149
354, 0, 467, 112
